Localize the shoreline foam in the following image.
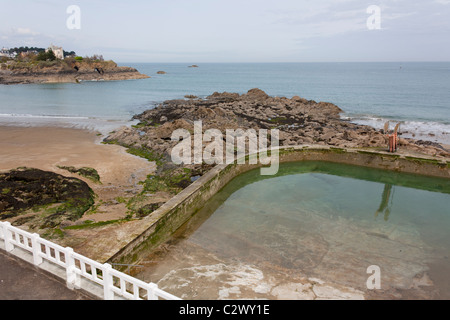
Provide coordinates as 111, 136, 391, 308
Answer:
345, 114, 450, 145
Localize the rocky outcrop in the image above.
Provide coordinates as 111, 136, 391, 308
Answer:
0, 60, 149, 85
105, 89, 449, 160
0, 167, 95, 229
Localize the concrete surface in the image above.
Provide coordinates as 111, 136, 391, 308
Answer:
0, 249, 94, 300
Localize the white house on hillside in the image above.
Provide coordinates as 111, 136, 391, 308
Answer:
46, 45, 64, 59
0, 47, 17, 59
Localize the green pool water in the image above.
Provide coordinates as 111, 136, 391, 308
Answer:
134, 161, 450, 300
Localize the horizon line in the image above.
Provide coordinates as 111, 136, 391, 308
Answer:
116, 60, 450, 64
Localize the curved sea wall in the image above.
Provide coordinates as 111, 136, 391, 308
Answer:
106, 145, 450, 268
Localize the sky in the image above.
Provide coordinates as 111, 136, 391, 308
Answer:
1, 0, 450, 63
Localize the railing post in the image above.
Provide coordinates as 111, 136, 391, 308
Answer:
103, 263, 114, 300
31, 233, 43, 266
147, 283, 158, 300
65, 247, 80, 289
2, 222, 14, 252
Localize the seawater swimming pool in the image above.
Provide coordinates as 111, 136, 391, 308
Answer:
132, 161, 450, 299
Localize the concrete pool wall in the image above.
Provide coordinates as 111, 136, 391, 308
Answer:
106, 145, 450, 268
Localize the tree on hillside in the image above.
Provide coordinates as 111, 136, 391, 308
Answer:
10, 47, 45, 54
36, 49, 56, 61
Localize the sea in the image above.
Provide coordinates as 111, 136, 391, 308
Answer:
0, 62, 449, 144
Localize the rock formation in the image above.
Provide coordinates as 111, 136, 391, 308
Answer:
0, 59, 149, 85
0, 167, 95, 229
105, 88, 449, 161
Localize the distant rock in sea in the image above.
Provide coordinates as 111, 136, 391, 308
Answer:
157, 71, 167, 74
188, 65, 199, 68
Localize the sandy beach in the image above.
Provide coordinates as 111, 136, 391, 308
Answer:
0, 126, 154, 179
0, 125, 157, 260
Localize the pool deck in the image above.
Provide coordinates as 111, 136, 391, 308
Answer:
0, 248, 95, 300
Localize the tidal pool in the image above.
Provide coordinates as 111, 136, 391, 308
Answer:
133, 161, 450, 300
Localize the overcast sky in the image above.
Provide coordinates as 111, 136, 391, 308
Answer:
1, 0, 449, 62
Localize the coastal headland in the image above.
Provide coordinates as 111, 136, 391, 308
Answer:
0, 59, 149, 85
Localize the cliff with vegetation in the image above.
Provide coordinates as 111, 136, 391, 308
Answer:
0, 57, 149, 85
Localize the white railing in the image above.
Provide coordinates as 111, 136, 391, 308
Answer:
0, 221, 180, 300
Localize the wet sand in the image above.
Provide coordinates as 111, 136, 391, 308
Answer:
0, 125, 156, 261
0, 126, 154, 181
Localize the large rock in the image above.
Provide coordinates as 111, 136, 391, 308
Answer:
0, 167, 95, 228
243, 88, 270, 101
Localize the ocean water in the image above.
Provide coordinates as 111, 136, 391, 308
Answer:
0, 62, 449, 143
